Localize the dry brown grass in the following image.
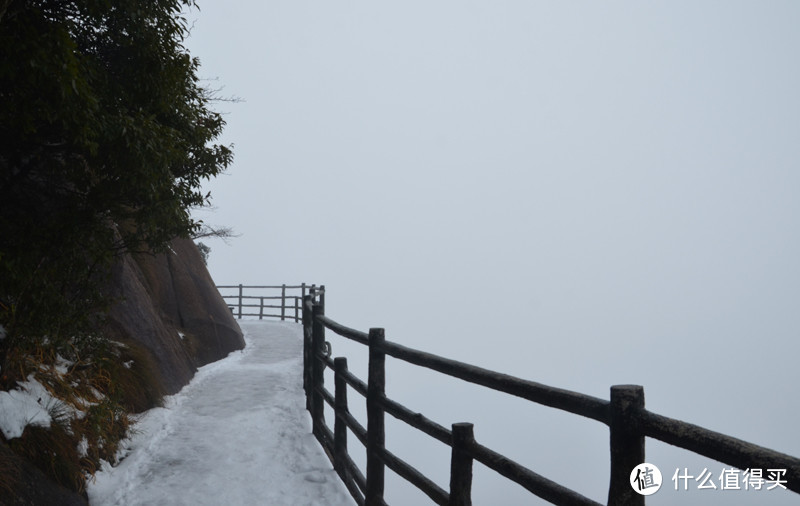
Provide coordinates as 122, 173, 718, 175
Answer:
9, 423, 84, 493
1, 332, 165, 493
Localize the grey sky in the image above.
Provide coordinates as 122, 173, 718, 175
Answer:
187, 2, 799, 504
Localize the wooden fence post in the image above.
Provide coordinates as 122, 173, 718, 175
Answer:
450, 423, 475, 506
237, 283, 243, 319
302, 295, 314, 411
334, 357, 349, 478
259, 297, 264, 320
281, 284, 286, 321
366, 327, 386, 505
311, 299, 326, 438
608, 385, 645, 506
294, 296, 300, 322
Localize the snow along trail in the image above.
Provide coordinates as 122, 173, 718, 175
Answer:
88, 321, 353, 506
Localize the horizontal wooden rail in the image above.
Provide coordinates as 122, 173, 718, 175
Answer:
316, 313, 609, 422
341, 452, 368, 506
228, 305, 283, 310
300, 291, 800, 506
320, 386, 335, 411
333, 361, 369, 398
380, 340, 610, 425
468, 439, 603, 506
378, 445, 449, 505
306, 294, 608, 505
216, 284, 311, 289
216, 283, 324, 322
316, 314, 370, 345
230, 295, 300, 300
233, 313, 290, 319
377, 395, 451, 447
342, 407, 368, 448
317, 353, 450, 504
641, 411, 800, 494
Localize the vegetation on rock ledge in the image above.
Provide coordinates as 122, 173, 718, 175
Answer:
0, 0, 230, 495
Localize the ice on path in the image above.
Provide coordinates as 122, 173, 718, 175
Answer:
88, 321, 353, 506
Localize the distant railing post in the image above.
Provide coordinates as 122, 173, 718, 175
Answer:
281, 284, 286, 321
294, 296, 300, 322
259, 296, 264, 320
302, 295, 314, 411
608, 385, 645, 506
334, 357, 349, 478
450, 423, 475, 506
311, 299, 326, 438
237, 283, 243, 319
366, 327, 386, 505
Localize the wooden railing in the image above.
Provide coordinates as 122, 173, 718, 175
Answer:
216, 284, 324, 322
300, 292, 800, 506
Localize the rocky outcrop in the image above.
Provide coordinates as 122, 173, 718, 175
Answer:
0, 443, 88, 506
1, 238, 242, 506
104, 238, 244, 395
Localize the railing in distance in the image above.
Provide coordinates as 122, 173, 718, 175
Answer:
216, 284, 325, 322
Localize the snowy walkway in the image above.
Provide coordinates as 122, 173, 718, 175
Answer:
88, 321, 353, 506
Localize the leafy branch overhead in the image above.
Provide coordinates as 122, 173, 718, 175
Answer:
0, 0, 232, 491
0, 0, 232, 335
193, 223, 240, 243
1, 0, 232, 254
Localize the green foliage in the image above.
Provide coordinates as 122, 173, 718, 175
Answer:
0, 0, 231, 252
196, 241, 211, 265
0, 0, 231, 489
0, 0, 231, 350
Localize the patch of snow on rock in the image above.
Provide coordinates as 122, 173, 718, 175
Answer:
0, 375, 58, 439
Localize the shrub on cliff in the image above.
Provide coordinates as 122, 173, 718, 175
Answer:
0, 0, 231, 494
0, 0, 231, 375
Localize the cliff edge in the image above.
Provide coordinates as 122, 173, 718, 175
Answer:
104, 237, 244, 395
0, 239, 243, 505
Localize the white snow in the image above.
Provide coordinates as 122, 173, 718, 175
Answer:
0, 375, 59, 439
78, 437, 89, 458
87, 321, 353, 506
53, 354, 73, 375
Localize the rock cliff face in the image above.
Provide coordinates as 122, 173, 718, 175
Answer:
1, 239, 243, 505
105, 237, 244, 395
0, 443, 89, 506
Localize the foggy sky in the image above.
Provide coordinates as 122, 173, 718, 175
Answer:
186, 2, 800, 504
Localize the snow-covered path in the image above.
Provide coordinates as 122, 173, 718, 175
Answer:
88, 321, 353, 506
